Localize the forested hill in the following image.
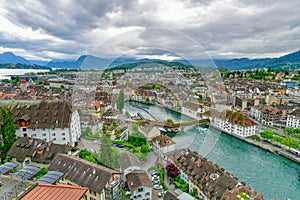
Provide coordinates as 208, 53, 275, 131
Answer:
0, 63, 51, 70
104, 60, 194, 72
214, 50, 300, 70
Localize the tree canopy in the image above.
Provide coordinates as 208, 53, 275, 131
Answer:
117, 89, 125, 112
0, 108, 17, 163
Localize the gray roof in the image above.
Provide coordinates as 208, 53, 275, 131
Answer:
48, 154, 120, 193
119, 153, 141, 171
7, 137, 74, 163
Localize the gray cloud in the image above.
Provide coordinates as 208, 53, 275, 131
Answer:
0, 0, 300, 60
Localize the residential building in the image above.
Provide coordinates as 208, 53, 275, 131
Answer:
211, 110, 257, 137
19, 184, 88, 200
269, 95, 297, 105
181, 101, 205, 119
0, 100, 81, 146
249, 105, 281, 126
286, 109, 300, 128
119, 154, 141, 180
151, 135, 175, 158
138, 121, 161, 140
48, 154, 122, 200
126, 170, 153, 200
221, 185, 263, 200
7, 137, 75, 168
166, 148, 262, 200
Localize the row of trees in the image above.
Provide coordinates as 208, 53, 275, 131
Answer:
260, 130, 300, 150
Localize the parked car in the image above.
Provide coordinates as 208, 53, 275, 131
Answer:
152, 174, 159, 179
152, 180, 160, 185
151, 172, 158, 176
152, 176, 159, 181
158, 191, 166, 198
153, 184, 162, 190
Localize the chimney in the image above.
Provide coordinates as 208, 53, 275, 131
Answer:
48, 141, 53, 147
28, 137, 33, 143
197, 159, 201, 168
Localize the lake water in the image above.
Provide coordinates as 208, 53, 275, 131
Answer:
125, 101, 300, 200
0, 69, 49, 79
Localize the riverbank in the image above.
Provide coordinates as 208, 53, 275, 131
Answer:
125, 101, 300, 199
128, 100, 300, 165
210, 124, 300, 165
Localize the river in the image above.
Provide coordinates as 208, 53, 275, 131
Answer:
125, 101, 300, 200
0, 69, 49, 79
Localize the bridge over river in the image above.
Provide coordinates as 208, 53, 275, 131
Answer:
125, 101, 300, 199
143, 118, 210, 132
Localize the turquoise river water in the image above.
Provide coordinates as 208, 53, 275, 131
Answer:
125, 101, 300, 200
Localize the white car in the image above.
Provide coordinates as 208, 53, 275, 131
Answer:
158, 191, 166, 198
153, 184, 162, 190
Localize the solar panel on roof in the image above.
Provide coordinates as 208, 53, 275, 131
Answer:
0, 162, 18, 174
37, 170, 64, 184
11, 165, 41, 180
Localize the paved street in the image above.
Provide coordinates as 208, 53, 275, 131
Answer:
77, 137, 100, 152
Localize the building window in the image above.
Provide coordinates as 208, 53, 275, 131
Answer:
23, 127, 27, 132
62, 133, 65, 136
138, 188, 144, 192
43, 133, 46, 136
32, 134, 36, 137
53, 138, 56, 141
52, 133, 56, 136
62, 138, 66, 140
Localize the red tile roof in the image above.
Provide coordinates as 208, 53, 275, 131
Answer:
20, 184, 87, 200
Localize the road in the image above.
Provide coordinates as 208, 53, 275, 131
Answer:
77, 137, 100, 152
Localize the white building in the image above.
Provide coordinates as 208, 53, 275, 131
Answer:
119, 154, 141, 181
181, 101, 205, 119
126, 170, 152, 200
286, 109, 300, 128
0, 100, 81, 146
211, 110, 257, 137
151, 134, 175, 158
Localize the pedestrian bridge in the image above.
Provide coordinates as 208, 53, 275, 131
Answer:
143, 118, 210, 132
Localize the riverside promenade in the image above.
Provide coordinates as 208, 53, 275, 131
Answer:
210, 124, 300, 164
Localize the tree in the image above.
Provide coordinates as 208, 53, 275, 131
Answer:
166, 119, 174, 125
117, 90, 125, 112
141, 144, 151, 153
283, 128, 294, 137
166, 163, 179, 178
102, 124, 108, 135
260, 130, 274, 140
82, 125, 92, 136
96, 135, 119, 169
0, 108, 17, 163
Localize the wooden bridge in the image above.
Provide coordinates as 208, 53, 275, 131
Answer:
144, 118, 210, 131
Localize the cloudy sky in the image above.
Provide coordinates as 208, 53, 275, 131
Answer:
0, 0, 299, 61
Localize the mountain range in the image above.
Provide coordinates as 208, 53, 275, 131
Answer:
0, 50, 300, 70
